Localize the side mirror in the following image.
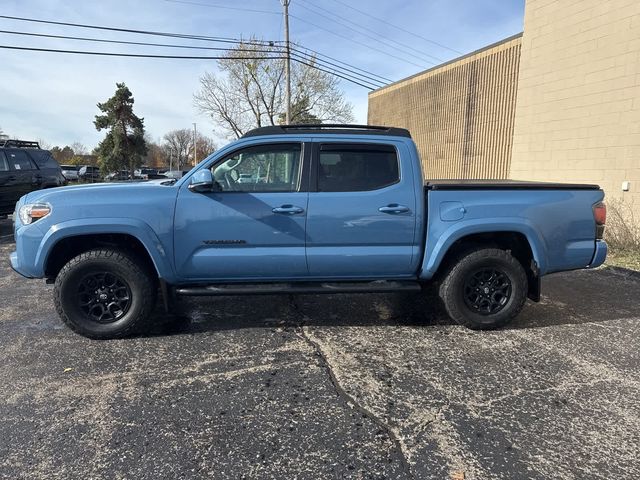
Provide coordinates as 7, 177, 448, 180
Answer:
188, 169, 214, 193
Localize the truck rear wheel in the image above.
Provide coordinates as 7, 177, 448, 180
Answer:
439, 248, 527, 330
53, 249, 157, 339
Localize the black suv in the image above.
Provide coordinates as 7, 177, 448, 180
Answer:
0, 140, 67, 217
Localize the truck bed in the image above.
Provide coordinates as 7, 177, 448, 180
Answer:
425, 180, 600, 190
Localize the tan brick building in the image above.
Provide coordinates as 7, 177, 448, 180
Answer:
511, 0, 640, 211
368, 0, 640, 223
368, 34, 522, 180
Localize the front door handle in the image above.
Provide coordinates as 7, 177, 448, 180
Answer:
272, 204, 305, 215
378, 204, 410, 214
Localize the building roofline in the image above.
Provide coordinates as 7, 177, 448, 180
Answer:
369, 32, 523, 95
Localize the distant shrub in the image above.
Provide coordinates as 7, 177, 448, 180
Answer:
605, 199, 640, 251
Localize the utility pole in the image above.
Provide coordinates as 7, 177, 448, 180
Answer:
192, 123, 197, 165
281, 0, 291, 124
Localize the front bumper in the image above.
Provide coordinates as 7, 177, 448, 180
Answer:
587, 240, 608, 268
9, 250, 34, 278
10, 219, 46, 279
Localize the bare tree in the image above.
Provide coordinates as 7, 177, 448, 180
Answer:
162, 129, 193, 170
194, 41, 354, 139
194, 133, 217, 163
70, 142, 88, 156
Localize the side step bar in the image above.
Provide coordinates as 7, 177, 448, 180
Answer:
175, 280, 422, 297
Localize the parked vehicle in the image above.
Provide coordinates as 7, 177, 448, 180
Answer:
163, 170, 189, 180
105, 170, 128, 181
0, 140, 66, 217
78, 165, 101, 182
10, 125, 608, 339
134, 167, 166, 180
60, 165, 79, 181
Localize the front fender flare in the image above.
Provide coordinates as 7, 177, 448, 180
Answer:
36, 218, 175, 282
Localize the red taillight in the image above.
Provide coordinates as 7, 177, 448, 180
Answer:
593, 202, 606, 225
593, 202, 606, 240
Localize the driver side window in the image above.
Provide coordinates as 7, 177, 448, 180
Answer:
211, 143, 302, 192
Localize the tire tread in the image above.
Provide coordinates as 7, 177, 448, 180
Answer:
439, 248, 527, 330
53, 249, 157, 339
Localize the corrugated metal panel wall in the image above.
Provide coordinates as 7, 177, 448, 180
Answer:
368, 35, 521, 180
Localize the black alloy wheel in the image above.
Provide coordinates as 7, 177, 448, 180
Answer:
463, 268, 512, 315
77, 272, 132, 323
54, 249, 157, 339
438, 248, 528, 330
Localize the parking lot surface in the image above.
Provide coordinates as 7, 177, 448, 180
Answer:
0, 219, 639, 479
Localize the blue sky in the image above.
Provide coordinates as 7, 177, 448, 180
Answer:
0, 0, 525, 149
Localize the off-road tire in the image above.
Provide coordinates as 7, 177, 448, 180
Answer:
53, 249, 157, 339
439, 248, 527, 330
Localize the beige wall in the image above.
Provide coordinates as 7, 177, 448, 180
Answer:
511, 0, 640, 213
368, 35, 521, 180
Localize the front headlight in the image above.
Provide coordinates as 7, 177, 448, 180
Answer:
18, 203, 51, 225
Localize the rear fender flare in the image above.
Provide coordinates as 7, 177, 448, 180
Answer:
419, 217, 547, 280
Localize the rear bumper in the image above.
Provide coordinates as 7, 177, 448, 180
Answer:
587, 240, 607, 268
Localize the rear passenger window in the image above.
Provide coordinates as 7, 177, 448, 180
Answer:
0, 152, 9, 172
28, 150, 58, 168
318, 144, 399, 192
7, 150, 34, 170
6, 151, 35, 171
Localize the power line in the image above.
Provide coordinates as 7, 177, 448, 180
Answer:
164, 0, 280, 16
0, 44, 283, 60
288, 44, 393, 84
0, 29, 279, 55
0, 13, 389, 85
0, 14, 275, 47
290, 48, 384, 87
156, 0, 426, 72
291, 57, 374, 90
287, 13, 427, 70
0, 44, 377, 89
296, 0, 443, 64
0, 29, 383, 88
327, 0, 463, 55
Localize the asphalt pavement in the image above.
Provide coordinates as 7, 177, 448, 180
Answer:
0, 218, 638, 479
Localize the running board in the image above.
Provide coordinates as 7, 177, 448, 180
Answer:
175, 280, 421, 297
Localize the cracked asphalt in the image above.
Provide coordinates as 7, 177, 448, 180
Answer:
1, 218, 639, 479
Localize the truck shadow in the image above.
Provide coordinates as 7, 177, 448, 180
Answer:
0, 218, 13, 245
146, 268, 640, 337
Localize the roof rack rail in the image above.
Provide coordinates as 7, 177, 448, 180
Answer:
1, 139, 41, 149
242, 124, 411, 138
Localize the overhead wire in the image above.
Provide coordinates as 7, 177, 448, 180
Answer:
286, 13, 428, 70
0, 13, 388, 87
295, 0, 444, 64
156, 1, 428, 70
327, 0, 463, 55
0, 44, 282, 60
0, 43, 379, 89
0, 29, 383, 89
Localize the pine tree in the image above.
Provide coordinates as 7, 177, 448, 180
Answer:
94, 83, 147, 177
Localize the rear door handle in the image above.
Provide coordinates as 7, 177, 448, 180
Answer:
378, 204, 410, 214
272, 205, 305, 215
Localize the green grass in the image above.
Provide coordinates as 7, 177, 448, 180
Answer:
605, 247, 640, 271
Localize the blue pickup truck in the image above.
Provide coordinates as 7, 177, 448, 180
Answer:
10, 125, 608, 339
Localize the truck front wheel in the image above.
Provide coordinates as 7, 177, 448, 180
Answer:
439, 248, 528, 330
53, 249, 157, 339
